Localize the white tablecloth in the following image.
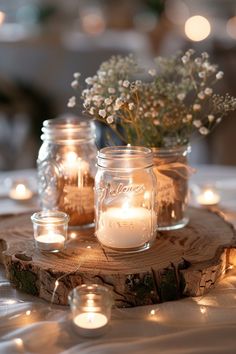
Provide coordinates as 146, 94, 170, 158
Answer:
0, 166, 236, 354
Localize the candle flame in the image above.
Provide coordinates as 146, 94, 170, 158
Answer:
87, 312, 95, 323
15, 184, 27, 195
65, 151, 77, 165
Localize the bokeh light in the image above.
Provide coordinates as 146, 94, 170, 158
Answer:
165, 0, 189, 25
185, 15, 211, 41
0, 11, 5, 25
226, 16, 236, 40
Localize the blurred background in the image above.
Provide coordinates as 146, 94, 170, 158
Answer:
0, 0, 235, 170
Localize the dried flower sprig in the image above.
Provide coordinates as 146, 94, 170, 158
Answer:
68, 50, 236, 148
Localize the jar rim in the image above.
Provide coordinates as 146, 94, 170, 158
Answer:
31, 210, 70, 225
41, 116, 96, 142
68, 284, 113, 305
152, 144, 191, 156
97, 146, 153, 169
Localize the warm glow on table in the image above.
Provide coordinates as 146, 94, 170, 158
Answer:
9, 183, 33, 201
196, 188, 220, 206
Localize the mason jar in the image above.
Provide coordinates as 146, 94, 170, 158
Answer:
95, 146, 157, 252
37, 116, 97, 227
152, 145, 191, 230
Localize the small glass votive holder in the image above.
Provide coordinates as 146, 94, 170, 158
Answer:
68, 284, 113, 338
31, 210, 69, 252
192, 184, 221, 207
9, 179, 33, 201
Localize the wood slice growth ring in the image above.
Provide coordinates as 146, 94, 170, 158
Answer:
0, 208, 235, 307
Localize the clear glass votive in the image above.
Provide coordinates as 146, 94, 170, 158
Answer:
9, 179, 33, 201
31, 210, 69, 252
194, 184, 221, 206
68, 284, 113, 337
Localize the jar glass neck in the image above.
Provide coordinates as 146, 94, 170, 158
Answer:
41, 117, 95, 143
97, 146, 153, 169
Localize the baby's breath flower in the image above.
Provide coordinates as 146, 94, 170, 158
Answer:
198, 72, 206, 79
89, 107, 96, 115
204, 88, 213, 95
106, 115, 114, 124
70, 51, 236, 148
193, 104, 201, 111
71, 80, 79, 89
73, 72, 81, 79
198, 92, 205, 100
148, 69, 157, 76
128, 102, 135, 110
185, 114, 193, 122
177, 93, 186, 101
105, 98, 112, 105
199, 126, 209, 135
216, 117, 222, 124
108, 87, 116, 94
208, 114, 215, 122
123, 80, 130, 88
194, 58, 202, 65
67, 96, 76, 108
98, 109, 106, 118
216, 71, 224, 80
85, 77, 94, 85
201, 52, 209, 59
193, 120, 202, 128
181, 56, 189, 64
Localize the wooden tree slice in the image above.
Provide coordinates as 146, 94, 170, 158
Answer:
0, 208, 235, 307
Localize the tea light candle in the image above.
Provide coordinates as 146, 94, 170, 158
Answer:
96, 202, 153, 250
68, 284, 112, 338
35, 232, 65, 252
9, 183, 33, 201
196, 188, 220, 206
31, 211, 69, 253
73, 312, 108, 336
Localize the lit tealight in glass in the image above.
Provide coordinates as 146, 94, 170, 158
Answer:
31, 211, 69, 252
196, 187, 220, 206
9, 180, 33, 201
68, 284, 113, 337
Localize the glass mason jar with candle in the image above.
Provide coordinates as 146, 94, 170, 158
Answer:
152, 145, 191, 230
37, 116, 97, 227
95, 146, 157, 252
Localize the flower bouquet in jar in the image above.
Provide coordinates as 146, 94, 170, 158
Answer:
69, 50, 236, 230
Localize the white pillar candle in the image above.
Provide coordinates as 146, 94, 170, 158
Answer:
35, 233, 65, 252
9, 183, 33, 201
197, 188, 220, 206
97, 205, 153, 249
